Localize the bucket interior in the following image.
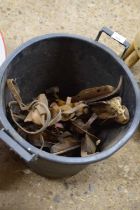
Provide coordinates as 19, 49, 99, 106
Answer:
3, 36, 136, 152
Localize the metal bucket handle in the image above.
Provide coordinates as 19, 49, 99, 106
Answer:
95, 27, 130, 57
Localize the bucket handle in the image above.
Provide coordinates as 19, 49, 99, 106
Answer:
0, 129, 36, 162
95, 27, 130, 57
0, 34, 36, 163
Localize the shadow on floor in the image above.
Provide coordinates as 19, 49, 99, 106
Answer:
0, 142, 26, 190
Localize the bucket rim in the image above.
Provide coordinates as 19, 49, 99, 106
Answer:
0, 33, 140, 165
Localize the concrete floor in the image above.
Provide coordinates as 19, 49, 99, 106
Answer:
0, 0, 140, 209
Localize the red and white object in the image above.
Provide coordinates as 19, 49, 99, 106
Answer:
0, 32, 6, 66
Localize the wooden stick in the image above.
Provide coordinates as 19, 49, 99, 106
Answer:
124, 50, 139, 68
